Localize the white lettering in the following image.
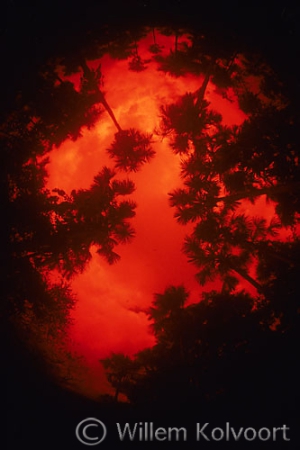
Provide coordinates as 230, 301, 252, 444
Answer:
168, 427, 187, 441
196, 423, 210, 441
244, 427, 257, 441
155, 427, 167, 441
228, 424, 244, 441
211, 427, 224, 441
282, 424, 290, 441
116, 423, 137, 441
258, 427, 271, 441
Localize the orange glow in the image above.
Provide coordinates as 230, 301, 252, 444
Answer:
46, 31, 249, 398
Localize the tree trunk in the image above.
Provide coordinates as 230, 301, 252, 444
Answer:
216, 182, 300, 205
232, 266, 263, 293
195, 70, 211, 108
134, 39, 139, 57
99, 93, 122, 132
114, 386, 119, 402
245, 240, 295, 266
152, 27, 156, 45
226, 51, 238, 71
80, 60, 122, 132
55, 73, 64, 84
174, 33, 178, 53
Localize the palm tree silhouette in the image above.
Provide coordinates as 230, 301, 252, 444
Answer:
107, 129, 155, 172
165, 95, 300, 227
80, 59, 155, 171
128, 36, 149, 72
211, 107, 300, 224
100, 353, 136, 402
149, 27, 163, 54
23, 167, 137, 276
183, 211, 296, 294
101, 286, 281, 409
159, 90, 222, 154
148, 285, 189, 338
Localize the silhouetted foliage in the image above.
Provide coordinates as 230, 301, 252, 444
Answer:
107, 129, 155, 172
158, 64, 299, 300
128, 55, 149, 72
79, 58, 155, 171
100, 26, 299, 417
160, 93, 222, 154
105, 28, 147, 61
102, 272, 299, 413
182, 212, 285, 293
100, 353, 137, 401
3, 18, 299, 436
148, 27, 163, 54
128, 35, 150, 72
2, 37, 143, 392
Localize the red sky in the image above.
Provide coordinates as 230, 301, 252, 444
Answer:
45, 31, 260, 398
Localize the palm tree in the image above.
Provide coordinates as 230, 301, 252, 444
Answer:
149, 285, 189, 330
128, 54, 148, 72
80, 60, 155, 171
149, 27, 163, 54
186, 211, 297, 295
80, 60, 122, 130
160, 25, 185, 54
21, 167, 137, 276
147, 286, 190, 367
128, 36, 149, 72
183, 212, 266, 293
106, 129, 155, 172
184, 235, 262, 293
166, 99, 300, 226
159, 91, 222, 154
101, 288, 274, 409
100, 353, 136, 402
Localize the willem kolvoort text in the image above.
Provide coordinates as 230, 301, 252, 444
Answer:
116, 422, 291, 442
